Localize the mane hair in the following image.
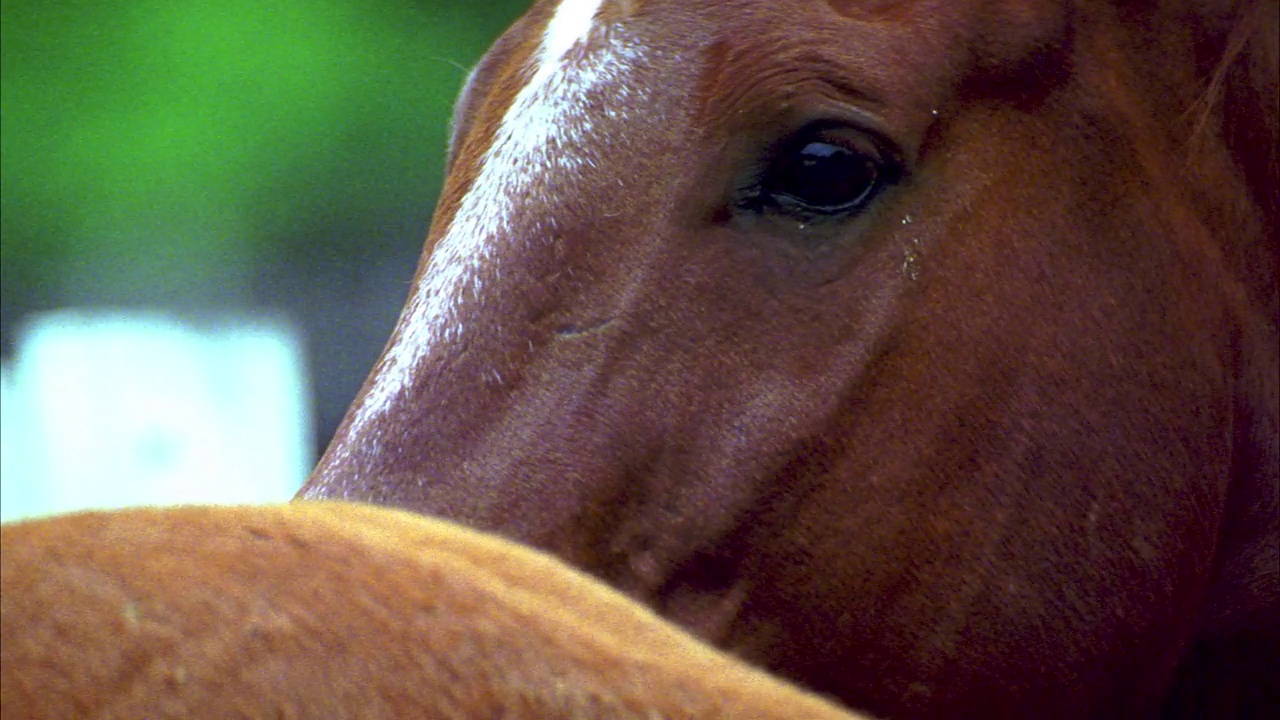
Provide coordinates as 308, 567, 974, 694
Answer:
1188, 0, 1278, 227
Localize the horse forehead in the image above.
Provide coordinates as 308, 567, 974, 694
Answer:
449, 0, 655, 241
450, 0, 642, 210
352, 0, 657, 432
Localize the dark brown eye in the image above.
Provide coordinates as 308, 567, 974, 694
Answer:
754, 133, 889, 218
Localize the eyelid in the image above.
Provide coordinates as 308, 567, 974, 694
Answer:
444, 17, 532, 169
792, 122, 895, 170
748, 121, 880, 189
447, 63, 485, 167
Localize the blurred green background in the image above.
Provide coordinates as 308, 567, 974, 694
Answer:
1, 0, 531, 455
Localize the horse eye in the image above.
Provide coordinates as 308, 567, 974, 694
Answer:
759, 138, 885, 218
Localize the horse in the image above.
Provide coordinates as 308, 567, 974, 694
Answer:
299, 0, 1279, 717
0, 502, 866, 719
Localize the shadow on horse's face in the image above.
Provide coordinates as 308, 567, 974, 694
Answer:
300, 1, 1278, 717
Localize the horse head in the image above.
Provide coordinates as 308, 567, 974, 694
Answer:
301, 1, 1278, 716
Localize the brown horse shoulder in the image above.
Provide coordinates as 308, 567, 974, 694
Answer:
0, 503, 866, 719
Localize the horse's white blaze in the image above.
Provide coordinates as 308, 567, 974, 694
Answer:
347, 0, 637, 443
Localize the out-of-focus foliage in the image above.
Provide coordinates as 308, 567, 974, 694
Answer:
1, 0, 528, 310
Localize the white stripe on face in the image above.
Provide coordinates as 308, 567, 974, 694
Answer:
351, 0, 636, 435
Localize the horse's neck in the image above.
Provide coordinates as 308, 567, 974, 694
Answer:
1211, 0, 1278, 556
1163, 2, 1280, 709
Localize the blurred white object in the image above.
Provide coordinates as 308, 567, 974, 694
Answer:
1, 310, 312, 522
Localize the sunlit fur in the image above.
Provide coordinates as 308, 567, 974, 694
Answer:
0, 503, 867, 719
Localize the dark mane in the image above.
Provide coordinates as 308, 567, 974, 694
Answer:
1191, 0, 1278, 227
